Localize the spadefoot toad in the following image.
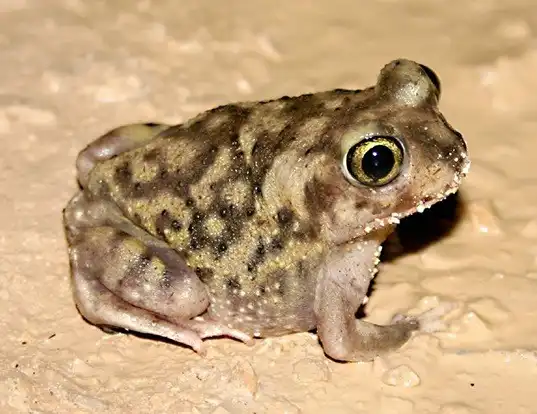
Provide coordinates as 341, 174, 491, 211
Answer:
63, 59, 469, 361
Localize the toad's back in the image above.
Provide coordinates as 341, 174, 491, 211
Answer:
84, 89, 380, 335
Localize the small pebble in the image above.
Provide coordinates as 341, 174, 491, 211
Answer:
381, 364, 421, 388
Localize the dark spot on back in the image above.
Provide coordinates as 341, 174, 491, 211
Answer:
256, 241, 265, 255
133, 182, 143, 196
114, 162, 132, 188
143, 148, 160, 162
333, 88, 361, 94
229, 132, 241, 149
155, 224, 166, 238
133, 213, 142, 225
187, 210, 207, 250
270, 237, 284, 250
246, 237, 267, 273
296, 260, 306, 279
283, 93, 323, 115
227, 277, 241, 290
277, 207, 294, 226
155, 209, 182, 239
195, 267, 214, 283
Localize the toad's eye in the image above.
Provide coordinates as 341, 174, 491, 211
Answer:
419, 64, 441, 96
344, 136, 404, 186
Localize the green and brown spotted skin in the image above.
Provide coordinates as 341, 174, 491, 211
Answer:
84, 93, 366, 334
65, 59, 470, 356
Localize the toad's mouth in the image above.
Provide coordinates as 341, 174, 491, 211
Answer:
361, 158, 470, 238
336, 156, 470, 247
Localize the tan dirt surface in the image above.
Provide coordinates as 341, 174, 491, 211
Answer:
2, 1, 537, 413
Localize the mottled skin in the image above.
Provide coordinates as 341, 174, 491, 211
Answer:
63, 59, 469, 361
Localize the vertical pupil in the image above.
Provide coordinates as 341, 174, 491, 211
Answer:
361, 145, 395, 180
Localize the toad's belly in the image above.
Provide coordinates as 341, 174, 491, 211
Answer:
202, 283, 318, 337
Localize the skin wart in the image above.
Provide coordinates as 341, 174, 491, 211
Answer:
63, 59, 470, 361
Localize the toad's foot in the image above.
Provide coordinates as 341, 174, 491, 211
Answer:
391, 301, 457, 333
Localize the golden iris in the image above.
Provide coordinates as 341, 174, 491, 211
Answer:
346, 136, 403, 186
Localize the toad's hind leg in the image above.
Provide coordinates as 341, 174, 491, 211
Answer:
63, 192, 252, 354
76, 123, 170, 187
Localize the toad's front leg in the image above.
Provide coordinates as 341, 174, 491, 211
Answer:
314, 242, 435, 362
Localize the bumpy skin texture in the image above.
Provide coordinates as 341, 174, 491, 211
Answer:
63, 59, 470, 361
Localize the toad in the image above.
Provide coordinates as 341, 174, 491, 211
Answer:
63, 59, 469, 361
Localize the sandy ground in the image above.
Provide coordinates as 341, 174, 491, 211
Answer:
2, 0, 537, 413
